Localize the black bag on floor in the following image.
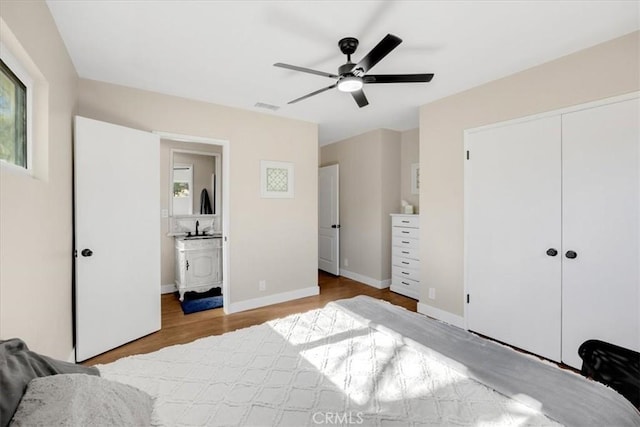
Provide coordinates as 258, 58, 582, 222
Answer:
578, 339, 640, 408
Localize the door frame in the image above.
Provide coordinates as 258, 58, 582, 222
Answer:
155, 131, 231, 314
463, 91, 639, 330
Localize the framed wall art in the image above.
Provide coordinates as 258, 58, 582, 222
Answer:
411, 163, 420, 195
261, 160, 294, 198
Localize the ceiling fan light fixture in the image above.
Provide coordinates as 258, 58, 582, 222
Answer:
275, 34, 433, 108
337, 76, 363, 92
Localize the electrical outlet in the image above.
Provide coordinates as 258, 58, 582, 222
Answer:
259, 280, 266, 291
428, 287, 436, 300
344, 258, 349, 267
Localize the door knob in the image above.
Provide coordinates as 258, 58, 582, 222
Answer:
565, 250, 577, 259
81, 249, 93, 257
546, 248, 558, 257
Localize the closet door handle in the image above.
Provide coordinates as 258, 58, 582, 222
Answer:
81, 249, 93, 257
546, 248, 558, 257
565, 250, 577, 259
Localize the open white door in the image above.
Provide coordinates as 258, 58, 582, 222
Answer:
318, 164, 339, 275
75, 116, 161, 361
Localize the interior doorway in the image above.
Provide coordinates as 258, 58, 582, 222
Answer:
156, 131, 231, 314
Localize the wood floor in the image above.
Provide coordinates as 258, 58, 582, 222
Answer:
84, 271, 416, 365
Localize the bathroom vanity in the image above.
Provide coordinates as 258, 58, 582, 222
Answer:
174, 236, 222, 300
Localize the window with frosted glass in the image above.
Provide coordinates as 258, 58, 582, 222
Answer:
0, 58, 27, 168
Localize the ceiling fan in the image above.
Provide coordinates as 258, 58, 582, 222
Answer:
274, 34, 434, 108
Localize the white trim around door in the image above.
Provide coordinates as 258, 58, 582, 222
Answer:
154, 131, 232, 314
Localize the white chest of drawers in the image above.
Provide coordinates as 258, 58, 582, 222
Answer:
390, 214, 420, 299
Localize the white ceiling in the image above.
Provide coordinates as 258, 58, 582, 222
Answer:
46, 0, 639, 145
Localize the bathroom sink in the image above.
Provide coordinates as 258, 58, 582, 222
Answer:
184, 234, 221, 240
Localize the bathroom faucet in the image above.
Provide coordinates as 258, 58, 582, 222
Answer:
195, 220, 200, 236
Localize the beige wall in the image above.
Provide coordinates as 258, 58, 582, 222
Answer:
160, 140, 222, 287
0, 1, 78, 359
379, 129, 402, 280
400, 128, 419, 210
78, 79, 318, 304
320, 129, 401, 283
420, 31, 640, 317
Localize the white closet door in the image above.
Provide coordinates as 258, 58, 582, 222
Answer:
561, 98, 640, 369
318, 164, 339, 275
466, 116, 562, 361
75, 116, 161, 361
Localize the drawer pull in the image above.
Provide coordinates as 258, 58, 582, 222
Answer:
401, 261, 409, 264
402, 231, 410, 234
402, 271, 409, 275
402, 281, 410, 286
402, 241, 410, 244
401, 251, 409, 254
402, 220, 409, 223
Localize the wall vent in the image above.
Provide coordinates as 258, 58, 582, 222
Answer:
254, 102, 280, 111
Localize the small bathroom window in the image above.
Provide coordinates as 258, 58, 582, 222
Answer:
173, 182, 190, 198
172, 163, 193, 215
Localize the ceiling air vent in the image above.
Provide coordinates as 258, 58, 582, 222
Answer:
254, 102, 280, 111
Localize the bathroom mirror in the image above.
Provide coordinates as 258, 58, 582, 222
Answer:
169, 148, 221, 217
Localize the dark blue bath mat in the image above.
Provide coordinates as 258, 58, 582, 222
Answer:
180, 288, 223, 314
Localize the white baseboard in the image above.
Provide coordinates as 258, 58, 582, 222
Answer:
340, 269, 391, 289
161, 284, 177, 294
226, 286, 319, 314
417, 302, 465, 329
68, 348, 76, 363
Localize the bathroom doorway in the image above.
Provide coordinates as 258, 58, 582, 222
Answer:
156, 131, 230, 314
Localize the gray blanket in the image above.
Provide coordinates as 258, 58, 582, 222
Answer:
334, 296, 640, 427
9, 374, 152, 427
0, 339, 99, 427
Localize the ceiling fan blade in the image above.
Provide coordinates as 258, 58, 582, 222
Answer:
351, 89, 369, 108
364, 73, 434, 84
288, 83, 337, 104
352, 34, 402, 76
274, 63, 338, 79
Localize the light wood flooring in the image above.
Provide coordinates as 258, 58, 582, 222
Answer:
84, 271, 416, 365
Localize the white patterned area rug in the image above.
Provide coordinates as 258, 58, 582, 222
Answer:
99, 297, 562, 427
